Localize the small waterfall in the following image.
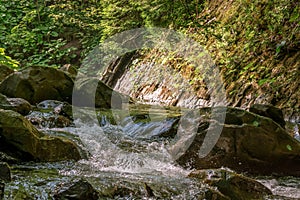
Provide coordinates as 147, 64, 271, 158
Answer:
67, 117, 190, 177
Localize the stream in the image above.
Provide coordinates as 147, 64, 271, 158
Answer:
3, 106, 300, 199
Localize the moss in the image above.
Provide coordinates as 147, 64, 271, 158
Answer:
135, 0, 299, 114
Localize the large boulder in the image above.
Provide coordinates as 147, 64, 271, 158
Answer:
173, 107, 300, 176
0, 93, 31, 115
0, 109, 82, 162
73, 77, 132, 109
0, 66, 74, 104
249, 104, 286, 128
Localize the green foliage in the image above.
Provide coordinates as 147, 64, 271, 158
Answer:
100, 0, 144, 40
286, 145, 292, 151
0, 0, 102, 68
1, 0, 205, 67
0, 48, 19, 69
0, 0, 298, 114
100, 0, 204, 40
252, 120, 259, 127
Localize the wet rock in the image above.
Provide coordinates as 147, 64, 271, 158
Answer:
37, 100, 73, 119
0, 64, 14, 82
0, 162, 11, 182
73, 77, 132, 109
203, 188, 230, 200
42, 129, 89, 159
99, 185, 136, 198
0, 109, 82, 162
47, 115, 71, 128
26, 100, 73, 128
189, 168, 272, 200
97, 110, 117, 126
213, 175, 271, 200
174, 107, 300, 176
53, 179, 99, 200
0, 66, 74, 104
0, 93, 31, 115
26, 111, 72, 128
250, 104, 285, 128
6, 97, 31, 115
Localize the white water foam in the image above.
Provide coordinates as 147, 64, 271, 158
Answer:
65, 120, 190, 177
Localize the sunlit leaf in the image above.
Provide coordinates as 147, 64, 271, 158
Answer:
286, 145, 292, 151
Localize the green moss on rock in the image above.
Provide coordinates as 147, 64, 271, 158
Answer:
0, 109, 81, 162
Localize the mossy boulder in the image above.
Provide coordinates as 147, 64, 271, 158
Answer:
0, 93, 31, 115
0, 109, 81, 162
174, 107, 300, 176
0, 66, 74, 104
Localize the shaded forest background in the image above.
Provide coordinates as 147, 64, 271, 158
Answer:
0, 0, 299, 116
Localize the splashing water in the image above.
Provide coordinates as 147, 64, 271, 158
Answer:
64, 119, 190, 177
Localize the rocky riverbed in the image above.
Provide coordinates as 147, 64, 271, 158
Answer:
0, 66, 299, 199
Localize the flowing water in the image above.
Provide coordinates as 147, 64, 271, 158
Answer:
3, 107, 300, 199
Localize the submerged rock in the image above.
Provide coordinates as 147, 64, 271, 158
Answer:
249, 104, 286, 128
173, 107, 300, 176
0, 162, 11, 182
189, 168, 272, 200
0, 93, 31, 115
0, 66, 74, 104
53, 179, 99, 200
0, 109, 82, 162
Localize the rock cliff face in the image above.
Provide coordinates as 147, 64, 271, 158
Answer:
196, 0, 299, 121
99, 0, 299, 121
101, 60, 213, 109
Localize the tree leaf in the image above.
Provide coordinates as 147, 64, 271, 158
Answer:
286, 145, 292, 151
